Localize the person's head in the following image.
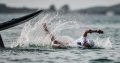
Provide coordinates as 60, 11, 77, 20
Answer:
87, 40, 94, 47
84, 40, 94, 47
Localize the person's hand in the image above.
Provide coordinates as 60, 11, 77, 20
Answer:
97, 30, 103, 34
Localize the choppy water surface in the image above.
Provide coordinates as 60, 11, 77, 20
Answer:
0, 13, 120, 63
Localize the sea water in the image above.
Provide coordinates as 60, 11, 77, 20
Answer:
0, 12, 120, 63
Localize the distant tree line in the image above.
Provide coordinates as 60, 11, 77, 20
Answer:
1, 3, 120, 15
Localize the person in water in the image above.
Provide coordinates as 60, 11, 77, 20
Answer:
42, 23, 103, 48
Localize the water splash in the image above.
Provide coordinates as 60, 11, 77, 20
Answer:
11, 13, 112, 49
94, 37, 112, 49
11, 13, 79, 48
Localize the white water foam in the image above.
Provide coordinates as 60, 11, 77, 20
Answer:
11, 13, 112, 49
94, 37, 112, 49
11, 14, 79, 48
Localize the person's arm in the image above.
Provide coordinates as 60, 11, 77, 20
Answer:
42, 23, 64, 48
82, 29, 103, 37
42, 23, 55, 41
42, 23, 50, 34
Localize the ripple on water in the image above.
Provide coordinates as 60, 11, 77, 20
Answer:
89, 58, 114, 63
7, 58, 31, 62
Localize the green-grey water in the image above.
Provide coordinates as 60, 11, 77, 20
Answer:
0, 13, 120, 63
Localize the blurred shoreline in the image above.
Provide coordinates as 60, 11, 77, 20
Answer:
0, 3, 120, 15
